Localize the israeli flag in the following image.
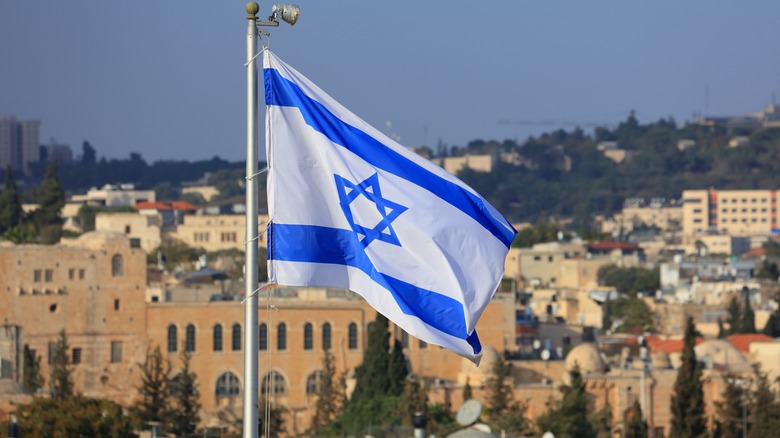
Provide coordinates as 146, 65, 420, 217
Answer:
264, 50, 516, 363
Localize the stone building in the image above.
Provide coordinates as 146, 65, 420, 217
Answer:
0, 232, 148, 404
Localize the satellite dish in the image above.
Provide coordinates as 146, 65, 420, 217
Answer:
456, 399, 482, 426
542, 432, 555, 438
541, 349, 551, 361
533, 339, 542, 350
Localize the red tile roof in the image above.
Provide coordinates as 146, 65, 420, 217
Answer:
588, 241, 641, 251
135, 201, 198, 211
644, 335, 704, 354
726, 333, 775, 353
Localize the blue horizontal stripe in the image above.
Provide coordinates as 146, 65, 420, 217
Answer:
264, 67, 515, 248
269, 223, 481, 354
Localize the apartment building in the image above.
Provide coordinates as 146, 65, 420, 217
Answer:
173, 214, 270, 251
0, 115, 40, 173
682, 189, 778, 237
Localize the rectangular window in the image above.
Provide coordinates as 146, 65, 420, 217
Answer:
533, 256, 541, 261
114, 299, 120, 311
68, 269, 74, 280
48, 342, 56, 364
548, 256, 554, 262
79, 269, 85, 279
693, 219, 702, 223
111, 342, 122, 363
693, 208, 702, 213
34, 270, 42, 282
684, 198, 702, 204
72, 348, 81, 365
45, 270, 53, 282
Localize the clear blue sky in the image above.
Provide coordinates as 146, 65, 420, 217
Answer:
1, 1, 779, 162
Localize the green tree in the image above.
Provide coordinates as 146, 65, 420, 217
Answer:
311, 349, 342, 432
12, 395, 135, 437
170, 349, 201, 437
740, 287, 756, 334
762, 291, 780, 337
401, 376, 428, 426
590, 402, 612, 438
726, 295, 742, 335
747, 364, 780, 438
351, 314, 392, 402
536, 365, 595, 438
154, 182, 178, 201
134, 345, 171, 428
625, 399, 648, 438
483, 355, 531, 436
22, 344, 44, 394
49, 330, 74, 401
81, 141, 97, 164
713, 375, 746, 438
75, 205, 98, 233
3, 223, 36, 244
34, 161, 66, 244
258, 398, 287, 438
387, 339, 409, 396
462, 377, 472, 401
0, 166, 23, 235
669, 316, 707, 438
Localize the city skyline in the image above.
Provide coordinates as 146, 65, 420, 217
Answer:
1, 1, 780, 162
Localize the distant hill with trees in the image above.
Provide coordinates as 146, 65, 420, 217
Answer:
5, 117, 780, 228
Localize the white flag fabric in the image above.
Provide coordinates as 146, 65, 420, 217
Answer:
264, 50, 516, 363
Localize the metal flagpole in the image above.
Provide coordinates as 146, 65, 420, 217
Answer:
244, 3, 260, 438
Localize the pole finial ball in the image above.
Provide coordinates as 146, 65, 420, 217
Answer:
246, 2, 260, 18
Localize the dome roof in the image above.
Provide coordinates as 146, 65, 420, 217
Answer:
565, 343, 606, 374
695, 339, 750, 373
650, 351, 672, 370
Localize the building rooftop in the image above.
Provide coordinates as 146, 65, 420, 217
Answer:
135, 201, 198, 211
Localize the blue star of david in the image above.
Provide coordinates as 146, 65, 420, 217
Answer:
334, 173, 408, 247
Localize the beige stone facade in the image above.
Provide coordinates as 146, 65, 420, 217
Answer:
173, 214, 270, 252
682, 189, 779, 237
434, 154, 495, 175
95, 212, 163, 252
0, 232, 148, 404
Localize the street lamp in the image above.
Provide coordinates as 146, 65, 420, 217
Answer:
243, 5, 299, 438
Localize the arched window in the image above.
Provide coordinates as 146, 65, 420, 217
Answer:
348, 322, 358, 350
306, 370, 324, 395
111, 254, 123, 277
303, 323, 313, 350
277, 323, 287, 351
322, 323, 332, 351
232, 323, 241, 351
213, 324, 223, 352
261, 370, 286, 396
185, 324, 196, 352
216, 372, 240, 397
259, 323, 268, 351
167, 324, 177, 353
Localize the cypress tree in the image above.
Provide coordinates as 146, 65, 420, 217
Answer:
625, 399, 648, 438
387, 339, 409, 396
401, 376, 428, 426
747, 364, 780, 438
170, 349, 201, 437
351, 314, 391, 402
134, 345, 171, 426
0, 166, 23, 235
49, 330, 74, 401
713, 375, 745, 438
590, 402, 612, 438
726, 296, 741, 335
462, 377, 472, 401
22, 344, 44, 394
762, 306, 780, 337
311, 349, 341, 432
536, 364, 594, 438
34, 161, 66, 244
484, 355, 530, 436
669, 316, 707, 438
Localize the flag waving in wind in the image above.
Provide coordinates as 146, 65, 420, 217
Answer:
264, 50, 516, 363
